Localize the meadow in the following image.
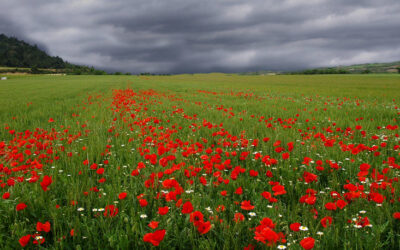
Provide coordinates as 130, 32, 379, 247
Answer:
0, 74, 399, 249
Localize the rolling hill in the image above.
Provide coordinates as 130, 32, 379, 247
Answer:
0, 34, 106, 74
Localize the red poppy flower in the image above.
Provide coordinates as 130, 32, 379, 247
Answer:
36, 221, 51, 232
40, 175, 52, 192
325, 202, 337, 211
290, 222, 301, 231
19, 235, 31, 247
261, 191, 272, 200
190, 211, 204, 226
393, 212, 400, 220
272, 184, 286, 196
143, 229, 166, 246
16, 203, 27, 211
254, 227, 279, 246
118, 192, 127, 200
103, 204, 119, 217
300, 237, 315, 249
320, 216, 333, 228
196, 221, 212, 235
139, 199, 148, 207
303, 171, 318, 183
148, 221, 159, 229
235, 186, 243, 195
2, 192, 10, 199
249, 170, 259, 177
241, 200, 255, 210
336, 199, 347, 209
182, 201, 193, 214
234, 212, 245, 223
96, 168, 105, 175
158, 206, 169, 215
282, 152, 290, 160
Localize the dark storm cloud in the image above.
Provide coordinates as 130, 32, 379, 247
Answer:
1, 0, 400, 73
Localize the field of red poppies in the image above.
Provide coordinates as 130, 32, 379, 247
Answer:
1, 74, 400, 249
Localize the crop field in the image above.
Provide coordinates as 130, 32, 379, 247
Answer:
0, 74, 400, 249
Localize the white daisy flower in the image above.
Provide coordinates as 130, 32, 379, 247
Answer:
299, 226, 308, 231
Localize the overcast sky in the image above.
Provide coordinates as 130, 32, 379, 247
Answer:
1, 0, 400, 73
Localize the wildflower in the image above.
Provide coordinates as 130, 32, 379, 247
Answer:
196, 221, 212, 235
182, 201, 194, 214
16, 203, 27, 211
103, 205, 118, 217
36, 221, 51, 232
2, 192, 10, 199
299, 226, 308, 231
143, 229, 166, 246
300, 237, 315, 249
234, 212, 245, 223
158, 206, 169, 215
148, 221, 159, 229
290, 223, 301, 232
19, 235, 31, 247
190, 211, 205, 226
320, 216, 333, 228
118, 192, 127, 200
40, 175, 52, 191
139, 199, 148, 207
241, 200, 255, 210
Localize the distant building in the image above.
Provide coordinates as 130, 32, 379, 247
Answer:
1, 77, 7, 80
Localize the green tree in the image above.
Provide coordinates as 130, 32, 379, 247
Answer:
31, 65, 41, 74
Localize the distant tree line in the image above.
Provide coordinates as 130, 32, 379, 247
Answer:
139, 72, 171, 76
292, 68, 350, 75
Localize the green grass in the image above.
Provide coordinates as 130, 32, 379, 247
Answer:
0, 74, 400, 249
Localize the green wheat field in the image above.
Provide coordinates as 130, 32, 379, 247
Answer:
1, 74, 400, 249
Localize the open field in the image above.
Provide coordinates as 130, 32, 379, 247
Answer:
1, 74, 400, 249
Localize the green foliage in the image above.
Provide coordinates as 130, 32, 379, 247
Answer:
30, 65, 41, 74
0, 34, 65, 69
295, 68, 350, 74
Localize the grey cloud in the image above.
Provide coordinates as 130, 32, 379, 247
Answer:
1, 0, 400, 73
